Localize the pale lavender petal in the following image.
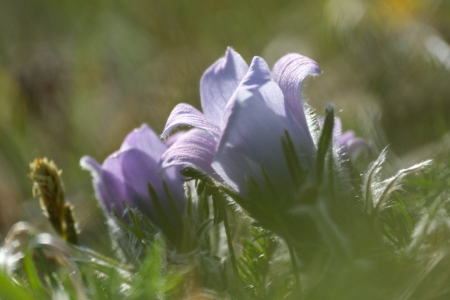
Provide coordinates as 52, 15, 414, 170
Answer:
116, 148, 184, 223
80, 156, 127, 214
336, 130, 356, 147
119, 149, 163, 206
237, 56, 271, 91
221, 56, 284, 129
213, 89, 293, 194
160, 128, 218, 178
164, 131, 186, 148
344, 137, 372, 160
273, 54, 321, 140
222, 56, 316, 168
82, 123, 186, 230
161, 103, 221, 139
120, 124, 167, 159
80, 156, 102, 179
159, 164, 186, 211
200, 47, 248, 122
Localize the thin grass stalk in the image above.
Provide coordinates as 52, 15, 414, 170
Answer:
285, 234, 300, 289
213, 189, 238, 275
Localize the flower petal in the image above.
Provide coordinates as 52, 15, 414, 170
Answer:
120, 124, 167, 159
164, 131, 186, 148
222, 56, 316, 169
212, 89, 293, 194
337, 131, 372, 161
160, 128, 218, 178
159, 163, 186, 210
119, 149, 163, 205
161, 103, 221, 139
221, 56, 284, 129
346, 138, 372, 160
200, 47, 248, 122
336, 130, 355, 147
273, 53, 321, 135
113, 148, 184, 223
80, 156, 127, 214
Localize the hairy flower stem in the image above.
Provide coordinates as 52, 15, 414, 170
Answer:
213, 189, 238, 275
309, 201, 352, 259
285, 235, 300, 289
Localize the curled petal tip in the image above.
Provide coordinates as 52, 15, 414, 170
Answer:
272, 53, 322, 135
275, 53, 322, 77
80, 156, 102, 178
160, 129, 217, 176
162, 103, 221, 139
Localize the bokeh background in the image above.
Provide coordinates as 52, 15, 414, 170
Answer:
0, 0, 449, 247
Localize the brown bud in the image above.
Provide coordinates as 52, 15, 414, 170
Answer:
63, 203, 79, 245
30, 158, 65, 235
30, 158, 79, 244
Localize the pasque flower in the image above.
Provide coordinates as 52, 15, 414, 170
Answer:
160, 48, 321, 197
81, 125, 185, 246
319, 116, 371, 161
335, 129, 371, 161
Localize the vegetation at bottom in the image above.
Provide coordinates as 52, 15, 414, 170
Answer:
1, 123, 450, 300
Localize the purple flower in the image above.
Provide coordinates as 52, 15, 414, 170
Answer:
319, 117, 371, 161
80, 124, 185, 243
336, 130, 371, 161
160, 48, 321, 196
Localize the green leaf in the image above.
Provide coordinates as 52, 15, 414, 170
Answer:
129, 238, 164, 299
316, 103, 335, 186
148, 183, 175, 245
23, 246, 48, 298
0, 272, 35, 300
35, 247, 58, 289
281, 130, 306, 187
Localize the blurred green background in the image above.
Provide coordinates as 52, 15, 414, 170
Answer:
0, 0, 449, 246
